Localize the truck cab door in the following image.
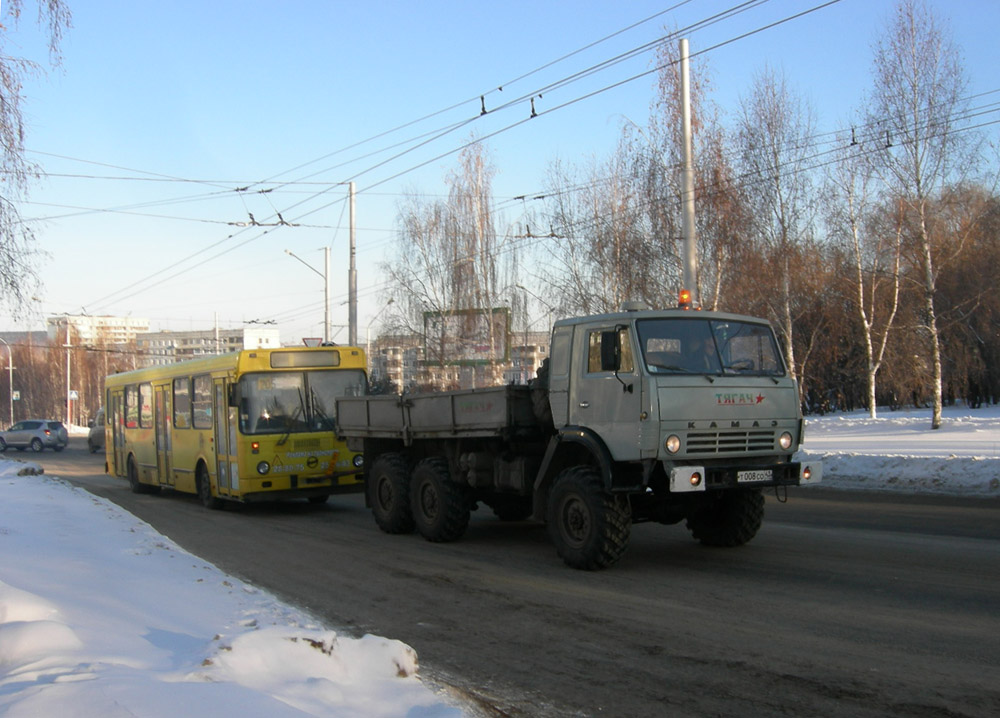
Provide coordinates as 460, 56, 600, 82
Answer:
569, 325, 643, 460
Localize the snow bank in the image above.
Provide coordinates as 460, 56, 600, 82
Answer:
0, 468, 463, 717
800, 404, 1000, 497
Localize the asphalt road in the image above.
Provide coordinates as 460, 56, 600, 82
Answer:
30, 439, 1000, 717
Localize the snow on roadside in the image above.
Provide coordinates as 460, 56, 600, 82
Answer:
0, 464, 464, 718
800, 404, 1000, 496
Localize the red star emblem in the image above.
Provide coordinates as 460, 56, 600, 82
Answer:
756, 394, 764, 404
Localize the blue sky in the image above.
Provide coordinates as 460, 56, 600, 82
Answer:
5, 0, 999, 343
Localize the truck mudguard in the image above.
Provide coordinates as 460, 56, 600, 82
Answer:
534, 425, 615, 494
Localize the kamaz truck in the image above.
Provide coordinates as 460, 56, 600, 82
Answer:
335, 303, 821, 569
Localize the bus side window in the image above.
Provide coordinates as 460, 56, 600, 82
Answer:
125, 385, 139, 429
192, 375, 213, 429
173, 378, 191, 429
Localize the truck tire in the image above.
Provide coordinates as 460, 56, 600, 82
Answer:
686, 489, 764, 547
410, 457, 471, 543
546, 466, 631, 570
368, 453, 415, 534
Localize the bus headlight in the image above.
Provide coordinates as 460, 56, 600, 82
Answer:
256, 461, 271, 475
352, 454, 364, 468
664, 435, 681, 454
779, 432, 793, 450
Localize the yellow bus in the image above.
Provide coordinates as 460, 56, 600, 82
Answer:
103, 346, 367, 508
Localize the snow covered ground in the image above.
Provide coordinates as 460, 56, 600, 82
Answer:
800, 404, 1000, 497
0, 465, 464, 717
1, 404, 997, 717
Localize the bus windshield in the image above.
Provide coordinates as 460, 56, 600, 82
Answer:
636, 318, 785, 377
239, 369, 366, 435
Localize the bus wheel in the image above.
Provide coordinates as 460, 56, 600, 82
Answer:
368, 453, 414, 534
547, 466, 631, 570
127, 456, 155, 495
410, 457, 471, 543
197, 463, 224, 510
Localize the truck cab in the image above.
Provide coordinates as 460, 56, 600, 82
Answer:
546, 307, 818, 490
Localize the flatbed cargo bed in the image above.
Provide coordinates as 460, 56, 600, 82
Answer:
336, 385, 538, 443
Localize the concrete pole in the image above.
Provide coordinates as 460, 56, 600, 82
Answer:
65, 320, 72, 426
680, 38, 699, 308
0, 337, 13, 427
348, 182, 358, 346
324, 246, 331, 344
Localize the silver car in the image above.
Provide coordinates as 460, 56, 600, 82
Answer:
87, 407, 105, 454
0, 420, 70, 452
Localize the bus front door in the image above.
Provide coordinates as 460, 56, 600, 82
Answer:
111, 390, 125, 477
154, 385, 173, 487
214, 378, 238, 498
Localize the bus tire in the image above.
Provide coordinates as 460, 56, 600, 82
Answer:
686, 489, 764, 547
197, 463, 224, 510
410, 457, 471, 543
127, 455, 156, 495
547, 465, 631, 570
368, 453, 414, 534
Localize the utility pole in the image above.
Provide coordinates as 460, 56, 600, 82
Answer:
348, 182, 358, 346
0, 337, 13, 428
324, 246, 331, 343
64, 319, 72, 427
679, 38, 700, 308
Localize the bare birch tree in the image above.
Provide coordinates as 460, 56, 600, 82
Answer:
825, 139, 902, 418
0, 0, 72, 314
736, 66, 817, 392
866, 0, 976, 428
386, 141, 514, 388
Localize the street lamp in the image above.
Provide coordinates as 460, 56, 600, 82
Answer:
285, 247, 331, 343
0, 337, 13, 428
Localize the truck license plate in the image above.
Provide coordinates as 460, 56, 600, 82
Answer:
737, 470, 772, 483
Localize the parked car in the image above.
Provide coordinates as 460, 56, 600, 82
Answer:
87, 408, 105, 454
0, 420, 70, 452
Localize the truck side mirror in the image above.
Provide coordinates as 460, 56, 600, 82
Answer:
600, 330, 621, 372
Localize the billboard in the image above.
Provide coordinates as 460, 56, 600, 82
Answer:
423, 307, 510, 366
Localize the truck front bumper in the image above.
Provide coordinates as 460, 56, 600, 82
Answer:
669, 457, 822, 493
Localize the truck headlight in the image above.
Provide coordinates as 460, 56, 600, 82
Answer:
665, 435, 681, 454
779, 432, 793, 450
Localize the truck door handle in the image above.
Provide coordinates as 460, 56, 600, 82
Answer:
579, 401, 590, 408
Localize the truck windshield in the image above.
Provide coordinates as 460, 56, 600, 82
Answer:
636, 318, 785, 377
238, 369, 366, 435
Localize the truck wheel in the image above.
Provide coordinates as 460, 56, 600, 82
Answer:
686, 489, 764, 547
546, 466, 631, 570
410, 457, 471, 543
368, 453, 414, 534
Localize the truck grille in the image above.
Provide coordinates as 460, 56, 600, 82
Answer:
687, 429, 774, 455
